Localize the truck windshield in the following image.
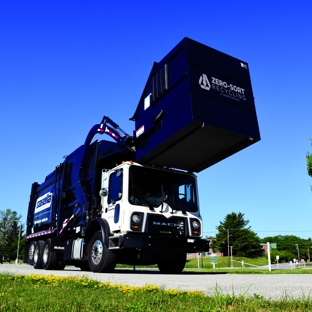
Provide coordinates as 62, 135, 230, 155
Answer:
128, 166, 198, 212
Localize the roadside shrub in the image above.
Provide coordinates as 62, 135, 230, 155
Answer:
265, 249, 295, 263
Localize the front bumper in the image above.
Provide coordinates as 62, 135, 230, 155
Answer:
119, 233, 209, 252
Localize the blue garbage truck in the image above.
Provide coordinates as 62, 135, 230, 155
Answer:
24, 38, 260, 273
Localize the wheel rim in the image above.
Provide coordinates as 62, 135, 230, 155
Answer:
42, 245, 49, 264
91, 239, 103, 265
33, 246, 39, 264
29, 244, 35, 260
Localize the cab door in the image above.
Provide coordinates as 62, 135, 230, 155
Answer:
105, 170, 123, 232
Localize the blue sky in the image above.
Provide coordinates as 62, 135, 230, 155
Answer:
1, 1, 311, 239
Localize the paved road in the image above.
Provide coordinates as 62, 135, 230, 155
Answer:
1, 264, 311, 300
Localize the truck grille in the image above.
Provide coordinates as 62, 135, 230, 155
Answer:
146, 215, 186, 236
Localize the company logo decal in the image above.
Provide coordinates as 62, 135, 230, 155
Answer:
199, 73, 246, 102
35, 192, 52, 213
199, 73, 211, 90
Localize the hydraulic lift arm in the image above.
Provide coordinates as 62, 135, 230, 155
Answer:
77, 116, 134, 220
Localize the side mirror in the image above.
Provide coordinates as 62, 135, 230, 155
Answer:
99, 188, 108, 197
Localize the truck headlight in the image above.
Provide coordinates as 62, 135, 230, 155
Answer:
132, 214, 141, 223
131, 212, 143, 231
192, 220, 200, 229
190, 218, 201, 236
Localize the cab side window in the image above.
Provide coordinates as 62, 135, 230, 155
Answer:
108, 170, 123, 204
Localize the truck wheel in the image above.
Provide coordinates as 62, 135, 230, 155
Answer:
88, 231, 116, 273
79, 262, 91, 271
42, 239, 57, 270
157, 252, 186, 274
55, 254, 66, 270
33, 240, 45, 269
28, 241, 36, 265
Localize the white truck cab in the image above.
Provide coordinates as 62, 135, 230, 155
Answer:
100, 161, 203, 239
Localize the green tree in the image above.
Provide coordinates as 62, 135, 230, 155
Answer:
0, 209, 24, 262
307, 139, 312, 176
211, 212, 262, 258
263, 248, 294, 264
261, 235, 311, 261
6, 220, 25, 261
306, 139, 312, 191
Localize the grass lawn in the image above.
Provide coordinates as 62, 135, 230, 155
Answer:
117, 256, 312, 274
2, 273, 312, 311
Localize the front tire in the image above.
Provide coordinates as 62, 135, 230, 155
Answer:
158, 252, 186, 274
55, 254, 66, 270
79, 262, 91, 271
87, 231, 116, 273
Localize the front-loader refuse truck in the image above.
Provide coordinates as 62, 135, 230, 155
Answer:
24, 38, 260, 274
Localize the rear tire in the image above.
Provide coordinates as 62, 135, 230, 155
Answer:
42, 239, 58, 270
28, 241, 36, 266
88, 231, 116, 273
33, 240, 45, 269
158, 252, 186, 274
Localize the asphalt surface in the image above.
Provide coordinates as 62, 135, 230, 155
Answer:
1, 264, 311, 300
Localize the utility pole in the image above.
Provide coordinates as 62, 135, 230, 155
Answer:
15, 221, 21, 264
295, 244, 300, 261
227, 228, 230, 267
230, 246, 233, 268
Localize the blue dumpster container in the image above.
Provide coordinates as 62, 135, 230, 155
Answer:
131, 37, 260, 172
